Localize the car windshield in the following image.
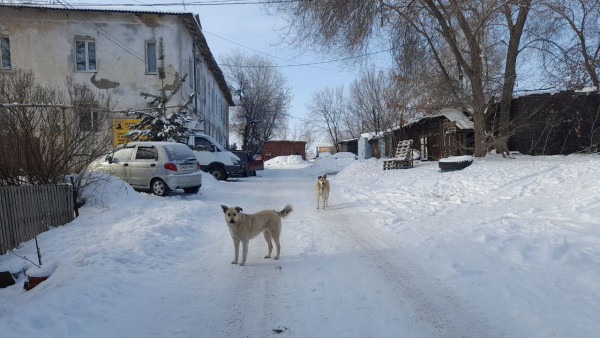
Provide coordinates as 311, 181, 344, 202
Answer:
164, 143, 196, 162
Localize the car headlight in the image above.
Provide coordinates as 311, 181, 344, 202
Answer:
231, 157, 240, 165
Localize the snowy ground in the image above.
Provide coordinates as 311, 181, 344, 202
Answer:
1, 153, 599, 337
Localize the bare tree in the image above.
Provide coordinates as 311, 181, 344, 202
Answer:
0, 69, 112, 186
222, 50, 292, 155
535, 0, 600, 89
346, 64, 411, 149
307, 86, 346, 152
269, 0, 533, 157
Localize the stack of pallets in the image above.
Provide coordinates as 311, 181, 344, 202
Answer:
383, 139, 413, 170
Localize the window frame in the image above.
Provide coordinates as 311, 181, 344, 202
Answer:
75, 101, 100, 132
145, 41, 158, 74
75, 39, 97, 72
0, 36, 11, 70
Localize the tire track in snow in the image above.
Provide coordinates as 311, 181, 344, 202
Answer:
319, 187, 503, 337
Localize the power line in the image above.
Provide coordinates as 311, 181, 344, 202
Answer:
218, 48, 394, 68
55, 1, 392, 72
200, 29, 347, 73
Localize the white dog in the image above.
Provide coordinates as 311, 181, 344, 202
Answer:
316, 175, 330, 209
221, 204, 292, 266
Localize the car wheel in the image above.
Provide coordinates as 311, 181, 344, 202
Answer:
210, 166, 228, 181
151, 178, 170, 196
183, 185, 201, 194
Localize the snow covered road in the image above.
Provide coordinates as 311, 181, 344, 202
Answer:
168, 167, 502, 337
1, 153, 599, 337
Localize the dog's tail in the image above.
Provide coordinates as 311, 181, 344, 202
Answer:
278, 204, 293, 217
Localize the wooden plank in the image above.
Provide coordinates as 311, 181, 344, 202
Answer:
34, 185, 44, 233
61, 185, 70, 225
25, 187, 34, 238
19, 187, 28, 240
34, 185, 46, 234
64, 185, 74, 224
48, 185, 56, 228
0, 188, 9, 253
8, 187, 19, 250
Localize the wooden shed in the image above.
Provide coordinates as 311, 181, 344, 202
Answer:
262, 140, 307, 161
488, 89, 600, 155
394, 108, 474, 160
338, 138, 359, 155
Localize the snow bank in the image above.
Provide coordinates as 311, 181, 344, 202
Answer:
265, 155, 310, 168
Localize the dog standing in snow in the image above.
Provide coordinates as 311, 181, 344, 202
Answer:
316, 175, 330, 209
221, 204, 292, 266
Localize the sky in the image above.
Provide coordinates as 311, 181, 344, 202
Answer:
1, 152, 599, 337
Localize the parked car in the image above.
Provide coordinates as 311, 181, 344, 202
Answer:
90, 142, 202, 196
185, 133, 244, 180
231, 151, 265, 176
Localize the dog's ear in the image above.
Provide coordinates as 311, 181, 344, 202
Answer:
318, 176, 322, 179
235, 206, 243, 212
221, 205, 228, 213
323, 174, 327, 180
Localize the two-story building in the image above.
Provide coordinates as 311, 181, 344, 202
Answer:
0, 3, 233, 147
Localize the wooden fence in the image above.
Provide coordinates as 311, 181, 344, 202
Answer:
0, 185, 74, 254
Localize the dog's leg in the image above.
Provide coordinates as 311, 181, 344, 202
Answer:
264, 231, 273, 258
317, 190, 320, 209
272, 225, 281, 260
324, 192, 329, 209
240, 240, 249, 266
232, 237, 240, 264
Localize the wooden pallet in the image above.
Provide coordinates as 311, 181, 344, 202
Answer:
383, 140, 413, 170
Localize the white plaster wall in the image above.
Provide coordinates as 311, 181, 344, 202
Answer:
0, 7, 230, 145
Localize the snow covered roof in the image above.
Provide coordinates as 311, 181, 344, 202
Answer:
0, 3, 186, 15
358, 108, 473, 140
402, 107, 473, 130
436, 108, 474, 130
513, 87, 598, 98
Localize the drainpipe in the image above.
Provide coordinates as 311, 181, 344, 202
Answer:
193, 42, 199, 129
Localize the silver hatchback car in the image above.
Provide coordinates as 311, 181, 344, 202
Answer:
90, 142, 203, 196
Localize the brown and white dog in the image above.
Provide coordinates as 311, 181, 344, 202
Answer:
221, 204, 292, 266
316, 175, 330, 209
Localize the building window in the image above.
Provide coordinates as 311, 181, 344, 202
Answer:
0, 37, 11, 69
75, 39, 96, 71
75, 102, 99, 132
146, 41, 157, 74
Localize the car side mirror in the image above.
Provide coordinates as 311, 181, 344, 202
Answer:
106, 155, 113, 164
210, 145, 216, 152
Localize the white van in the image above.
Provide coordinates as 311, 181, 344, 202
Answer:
185, 133, 244, 180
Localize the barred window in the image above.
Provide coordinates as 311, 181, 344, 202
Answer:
76, 102, 99, 132
0, 37, 11, 69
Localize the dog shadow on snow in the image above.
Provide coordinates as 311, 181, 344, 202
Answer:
317, 202, 352, 210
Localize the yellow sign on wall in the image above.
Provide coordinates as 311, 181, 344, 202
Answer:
112, 118, 143, 146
